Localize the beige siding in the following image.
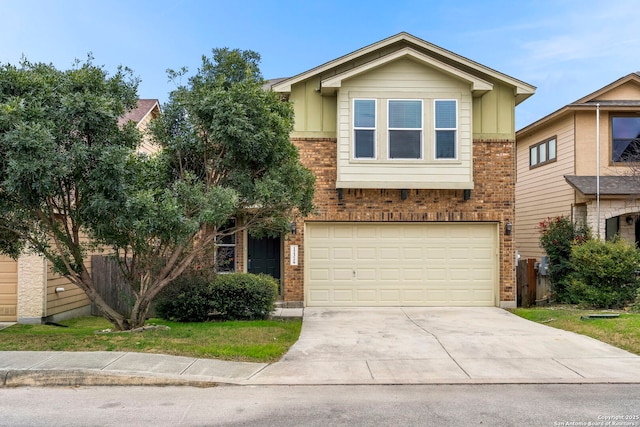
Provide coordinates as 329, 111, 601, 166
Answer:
335, 58, 474, 189
46, 261, 90, 317
515, 114, 576, 259
0, 255, 18, 321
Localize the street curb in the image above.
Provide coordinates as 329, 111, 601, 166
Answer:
0, 370, 220, 388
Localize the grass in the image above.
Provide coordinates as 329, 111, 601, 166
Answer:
510, 306, 640, 355
0, 316, 302, 363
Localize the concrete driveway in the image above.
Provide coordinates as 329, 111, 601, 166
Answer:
249, 307, 640, 384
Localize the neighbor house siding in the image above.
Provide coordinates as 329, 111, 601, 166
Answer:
284, 137, 516, 304
0, 255, 17, 321
46, 260, 91, 318
335, 58, 474, 189
515, 114, 575, 259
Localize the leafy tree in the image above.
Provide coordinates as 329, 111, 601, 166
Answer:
0, 50, 315, 330
538, 216, 590, 302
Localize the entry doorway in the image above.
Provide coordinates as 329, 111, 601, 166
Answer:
247, 235, 281, 294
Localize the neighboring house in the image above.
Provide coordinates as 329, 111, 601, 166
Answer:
4, 99, 160, 323
516, 73, 640, 261
237, 32, 535, 308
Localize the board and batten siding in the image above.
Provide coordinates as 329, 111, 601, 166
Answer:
515, 114, 576, 259
335, 58, 473, 189
0, 255, 17, 321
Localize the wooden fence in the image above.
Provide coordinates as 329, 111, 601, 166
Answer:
90, 256, 134, 316
516, 258, 551, 307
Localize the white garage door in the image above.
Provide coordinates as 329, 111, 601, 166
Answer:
305, 222, 497, 307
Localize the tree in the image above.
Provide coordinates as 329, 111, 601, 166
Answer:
0, 50, 315, 330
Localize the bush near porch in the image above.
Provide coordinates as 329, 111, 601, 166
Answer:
539, 216, 640, 309
156, 272, 278, 322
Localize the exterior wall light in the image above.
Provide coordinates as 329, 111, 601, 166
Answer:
505, 220, 512, 236
290, 221, 297, 235
626, 216, 634, 225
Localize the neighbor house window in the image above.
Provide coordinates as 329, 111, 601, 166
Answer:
612, 116, 640, 162
215, 220, 236, 273
388, 100, 422, 159
353, 99, 376, 159
529, 136, 557, 168
435, 100, 457, 159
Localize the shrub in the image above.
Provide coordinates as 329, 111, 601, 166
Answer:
630, 289, 640, 313
568, 239, 640, 309
538, 216, 590, 302
154, 272, 278, 322
210, 273, 278, 320
155, 274, 212, 322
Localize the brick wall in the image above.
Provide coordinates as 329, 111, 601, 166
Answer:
283, 137, 516, 305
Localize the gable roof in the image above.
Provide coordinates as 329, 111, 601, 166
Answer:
270, 32, 535, 105
118, 99, 161, 127
517, 73, 640, 136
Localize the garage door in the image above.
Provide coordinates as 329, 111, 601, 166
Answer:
305, 222, 497, 307
0, 255, 18, 321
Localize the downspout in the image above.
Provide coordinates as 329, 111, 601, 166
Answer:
596, 103, 601, 239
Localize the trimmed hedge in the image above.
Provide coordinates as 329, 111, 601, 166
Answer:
155, 273, 278, 322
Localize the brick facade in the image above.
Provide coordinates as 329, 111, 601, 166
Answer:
283, 137, 516, 305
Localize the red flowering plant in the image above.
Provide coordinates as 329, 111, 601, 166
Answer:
538, 216, 591, 302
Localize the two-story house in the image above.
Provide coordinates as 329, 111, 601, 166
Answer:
516, 73, 640, 260
245, 33, 535, 308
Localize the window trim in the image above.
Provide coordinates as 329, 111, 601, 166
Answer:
353, 98, 377, 160
434, 99, 458, 160
387, 99, 423, 160
529, 136, 557, 169
610, 115, 640, 164
215, 221, 237, 274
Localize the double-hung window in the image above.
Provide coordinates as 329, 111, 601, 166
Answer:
353, 99, 376, 159
388, 100, 422, 159
611, 116, 640, 163
435, 100, 457, 159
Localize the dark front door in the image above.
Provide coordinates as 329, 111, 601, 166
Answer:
248, 236, 281, 283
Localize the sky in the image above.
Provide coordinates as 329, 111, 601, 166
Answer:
1, 0, 638, 130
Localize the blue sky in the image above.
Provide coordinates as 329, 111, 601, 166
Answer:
1, 0, 638, 130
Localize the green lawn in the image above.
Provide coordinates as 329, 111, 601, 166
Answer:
510, 306, 640, 355
0, 316, 302, 363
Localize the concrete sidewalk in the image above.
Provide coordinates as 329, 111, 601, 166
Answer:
2, 307, 640, 387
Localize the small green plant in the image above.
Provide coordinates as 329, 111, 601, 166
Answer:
568, 239, 640, 308
538, 216, 591, 302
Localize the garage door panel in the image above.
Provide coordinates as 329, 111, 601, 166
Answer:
305, 223, 497, 307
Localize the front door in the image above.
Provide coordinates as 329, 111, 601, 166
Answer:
248, 236, 281, 287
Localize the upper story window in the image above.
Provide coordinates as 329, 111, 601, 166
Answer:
352, 98, 459, 162
611, 116, 640, 163
529, 136, 556, 168
435, 100, 457, 159
388, 100, 422, 159
354, 99, 376, 159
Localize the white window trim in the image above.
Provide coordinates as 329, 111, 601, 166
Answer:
353, 98, 377, 160
387, 99, 423, 160
434, 99, 458, 161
